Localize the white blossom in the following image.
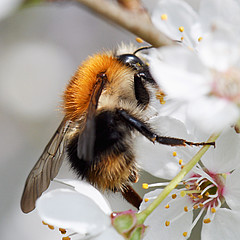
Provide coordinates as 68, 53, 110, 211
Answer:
151, 0, 240, 49
149, 30, 240, 133
36, 180, 123, 240
0, 0, 23, 21
139, 128, 240, 239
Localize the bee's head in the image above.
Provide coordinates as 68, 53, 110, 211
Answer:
117, 54, 145, 70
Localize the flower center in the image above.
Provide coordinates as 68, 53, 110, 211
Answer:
211, 68, 240, 104
142, 162, 227, 238
181, 170, 225, 210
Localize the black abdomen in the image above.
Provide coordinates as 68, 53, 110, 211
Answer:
66, 110, 137, 190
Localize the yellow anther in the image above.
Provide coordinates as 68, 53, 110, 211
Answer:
184, 206, 188, 212
144, 198, 149, 202
199, 203, 204, 208
42, 221, 48, 225
179, 26, 184, 32
136, 37, 144, 43
161, 14, 168, 20
59, 228, 67, 234
205, 192, 210, 197
179, 159, 183, 165
185, 184, 190, 189
183, 232, 188, 237
165, 221, 170, 226
188, 193, 193, 198
172, 194, 177, 199
211, 207, 216, 213
181, 36, 184, 41
198, 37, 203, 42
181, 165, 185, 169
62, 237, 71, 240
160, 99, 166, 104
142, 183, 149, 189
48, 225, 54, 230
156, 90, 166, 104
165, 204, 170, 209
203, 218, 211, 224
196, 186, 201, 191
193, 205, 198, 209
172, 151, 177, 157
197, 195, 203, 199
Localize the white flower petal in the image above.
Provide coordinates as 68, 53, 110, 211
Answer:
94, 226, 124, 240
56, 179, 112, 214
135, 116, 196, 179
152, 0, 201, 48
199, 0, 240, 33
198, 30, 239, 72
140, 189, 193, 240
0, 0, 22, 20
187, 96, 239, 134
201, 208, 240, 240
156, 98, 188, 123
150, 47, 210, 100
201, 127, 240, 173
225, 168, 240, 210
36, 189, 111, 237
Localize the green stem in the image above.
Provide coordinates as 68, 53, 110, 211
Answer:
137, 133, 220, 224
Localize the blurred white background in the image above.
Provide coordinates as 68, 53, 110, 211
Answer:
0, 1, 200, 239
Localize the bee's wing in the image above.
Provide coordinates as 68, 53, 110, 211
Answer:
21, 119, 71, 213
77, 73, 107, 162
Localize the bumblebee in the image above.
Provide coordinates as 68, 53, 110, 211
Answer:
21, 44, 214, 213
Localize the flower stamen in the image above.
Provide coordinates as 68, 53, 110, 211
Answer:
172, 194, 177, 199
59, 228, 67, 234
179, 26, 184, 32
182, 208, 205, 237
203, 218, 211, 224
165, 220, 170, 226
62, 237, 70, 240
142, 182, 184, 189
211, 207, 216, 213
161, 14, 168, 20
156, 90, 166, 104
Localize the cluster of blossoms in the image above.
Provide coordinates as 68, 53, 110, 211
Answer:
150, 0, 240, 133
138, 0, 240, 239
35, 0, 240, 239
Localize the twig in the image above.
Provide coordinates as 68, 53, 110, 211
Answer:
117, 0, 146, 13
74, 0, 174, 47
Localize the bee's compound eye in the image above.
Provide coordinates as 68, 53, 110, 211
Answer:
117, 54, 144, 69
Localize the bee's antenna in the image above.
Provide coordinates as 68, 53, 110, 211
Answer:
133, 46, 153, 55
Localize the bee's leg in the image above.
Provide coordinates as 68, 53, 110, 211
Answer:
121, 185, 142, 209
117, 109, 215, 147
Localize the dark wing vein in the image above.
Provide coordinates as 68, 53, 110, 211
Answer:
21, 118, 71, 213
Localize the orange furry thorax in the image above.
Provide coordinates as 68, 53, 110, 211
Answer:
63, 53, 129, 121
